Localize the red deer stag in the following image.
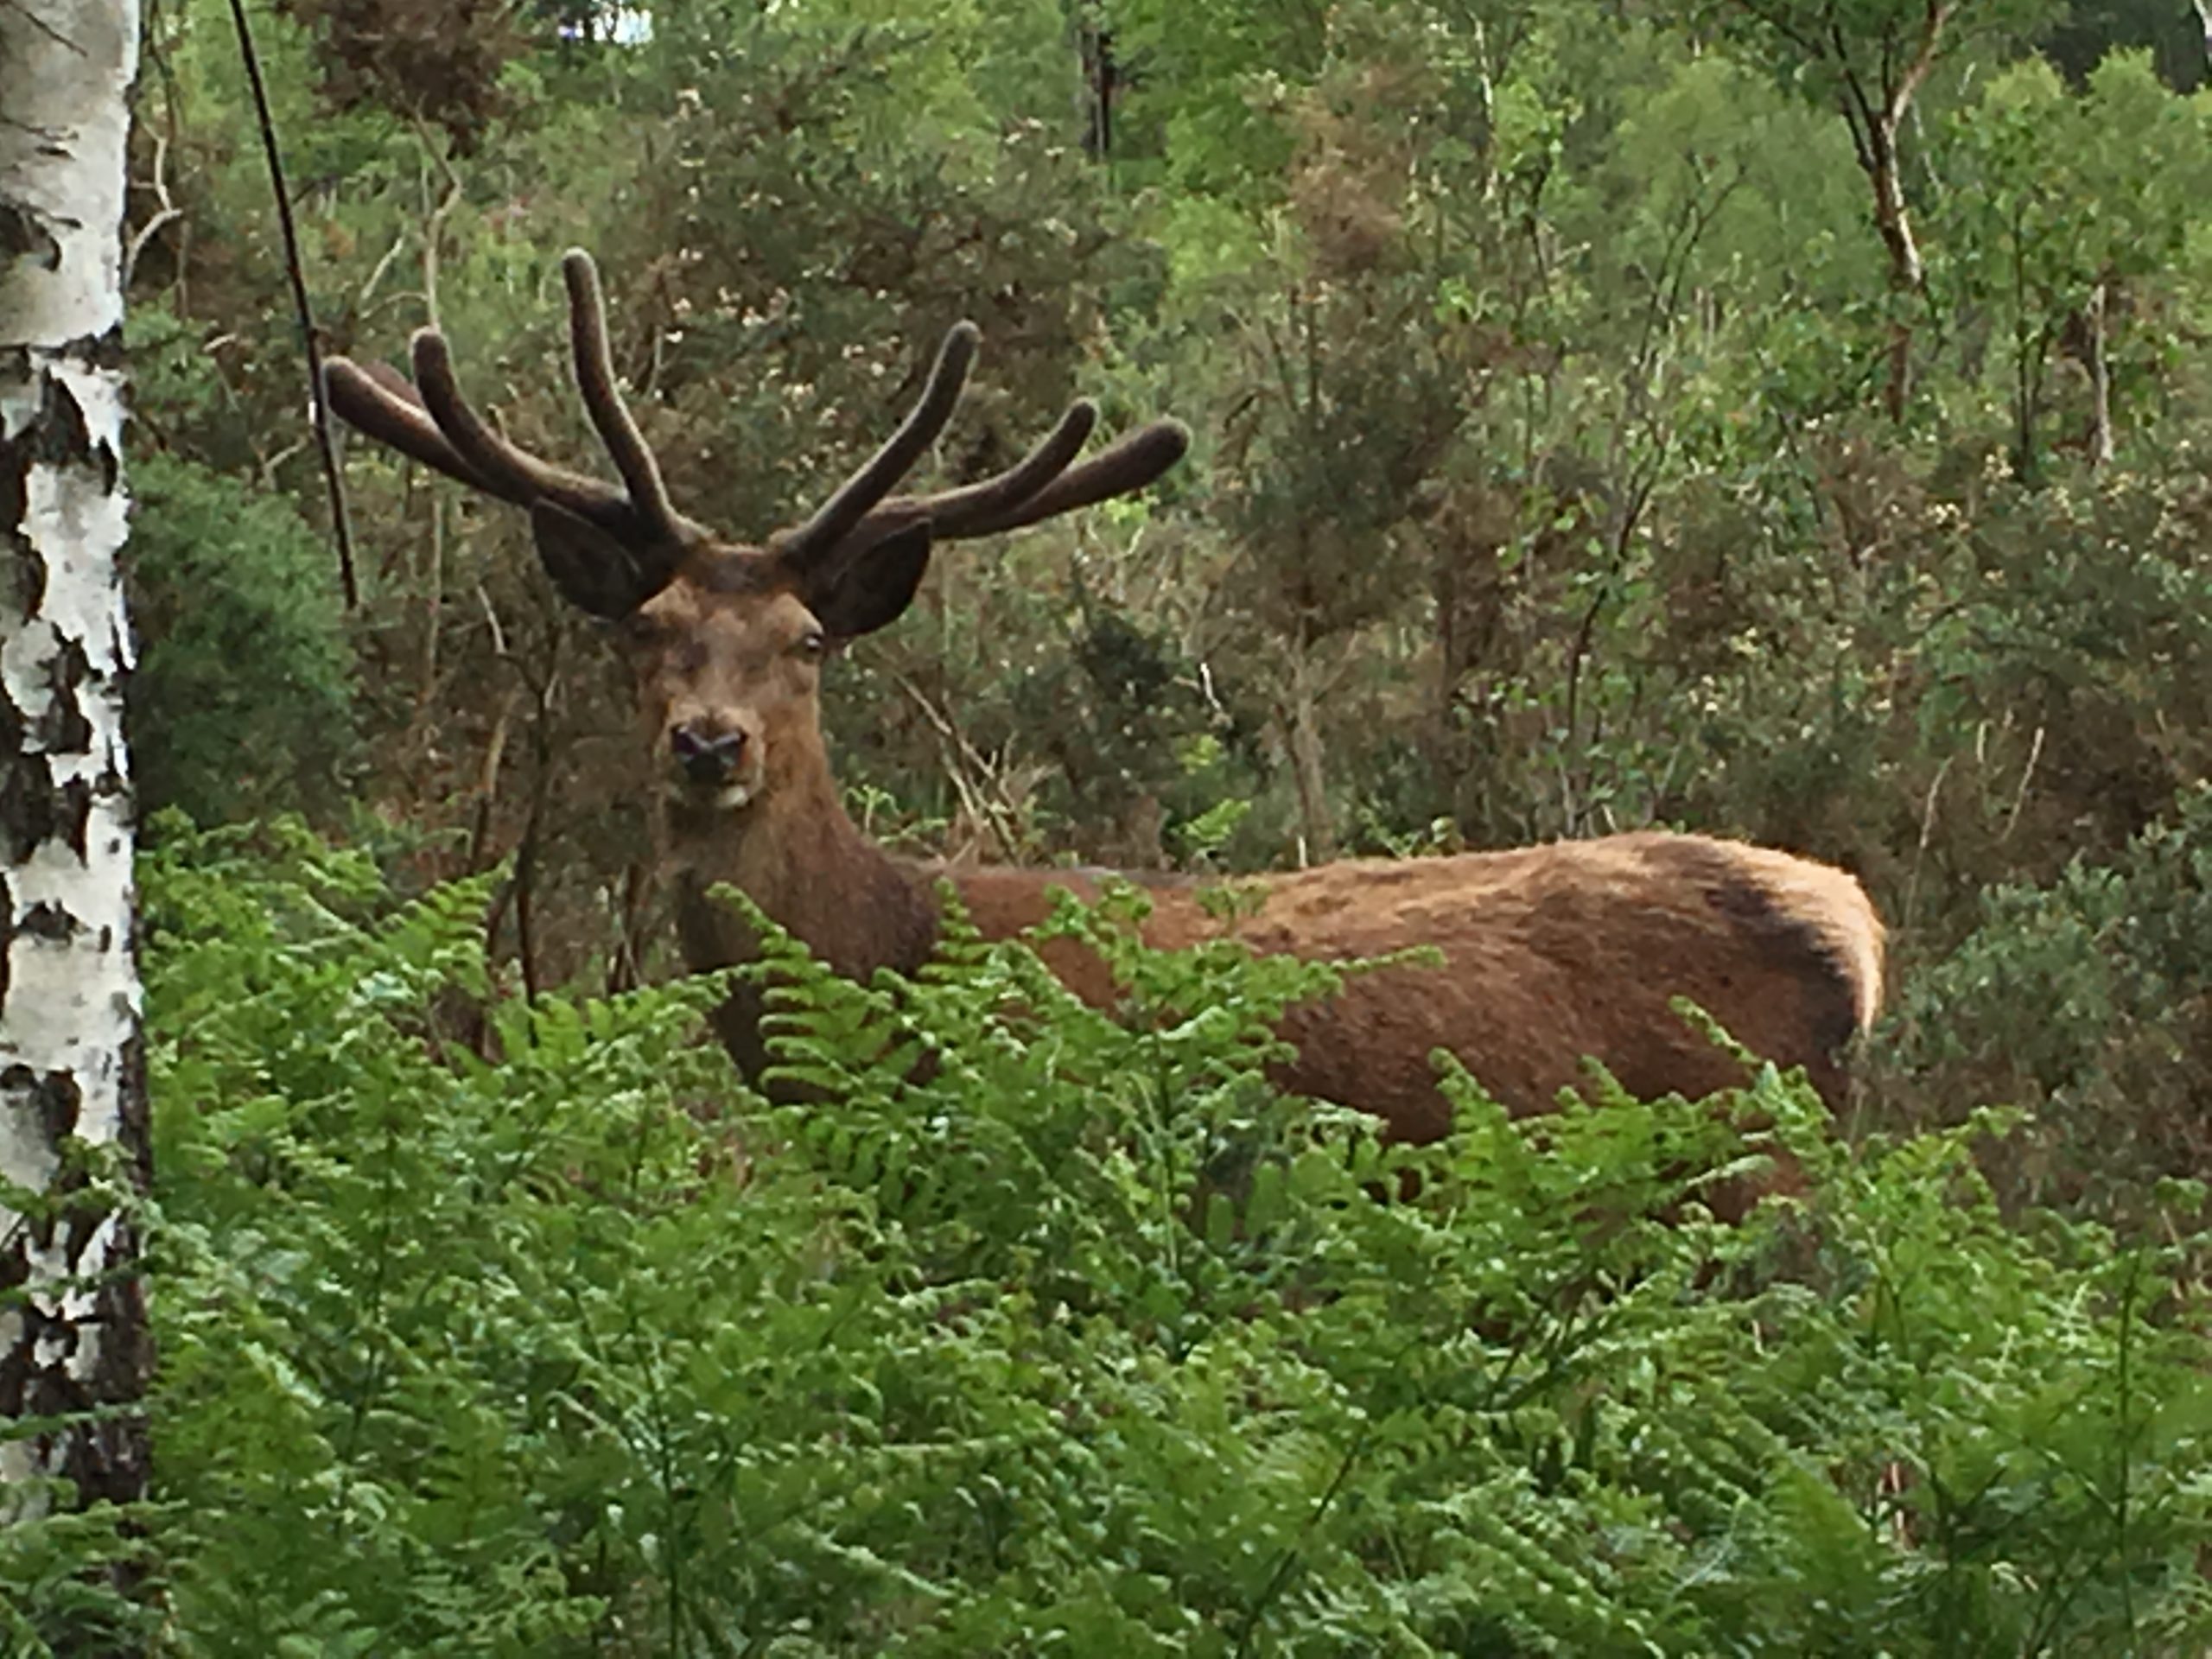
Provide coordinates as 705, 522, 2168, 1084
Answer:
325, 250, 1885, 1166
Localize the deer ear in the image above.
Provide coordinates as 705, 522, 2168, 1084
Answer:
531, 499, 652, 619
807, 519, 933, 640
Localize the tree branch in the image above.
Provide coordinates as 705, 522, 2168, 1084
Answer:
122, 131, 178, 287
1886, 1, 1955, 130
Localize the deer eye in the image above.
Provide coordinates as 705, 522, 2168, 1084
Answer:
798, 630, 828, 659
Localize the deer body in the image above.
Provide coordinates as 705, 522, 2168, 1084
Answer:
667, 778, 1882, 1135
325, 247, 1885, 1154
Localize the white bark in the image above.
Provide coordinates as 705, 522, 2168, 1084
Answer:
0, 0, 148, 1525
2083, 282, 2113, 471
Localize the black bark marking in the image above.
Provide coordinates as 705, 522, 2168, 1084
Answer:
0, 199, 60, 270
0, 750, 56, 861
35, 633, 92, 753
117, 1024, 150, 1201
0, 531, 45, 619
0, 679, 22, 759
0, 389, 46, 617
32, 372, 94, 468
60, 774, 92, 857
0, 363, 118, 617
2, 1061, 82, 1147
63, 327, 128, 374
18, 899, 77, 940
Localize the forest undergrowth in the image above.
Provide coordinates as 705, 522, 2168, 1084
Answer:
10, 821, 2212, 1656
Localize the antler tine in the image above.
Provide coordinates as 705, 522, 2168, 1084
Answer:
781, 320, 982, 567
561, 250, 686, 545
883, 400, 1100, 537
324, 355, 507, 499
409, 329, 637, 531
950, 417, 1192, 539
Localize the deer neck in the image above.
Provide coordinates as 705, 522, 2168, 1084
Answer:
664, 757, 939, 1008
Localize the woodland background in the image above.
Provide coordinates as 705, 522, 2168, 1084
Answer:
134, 0, 2212, 1207
45, 0, 2212, 1649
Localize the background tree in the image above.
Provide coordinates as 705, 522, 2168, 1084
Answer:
1938, 51, 2212, 474
0, 0, 150, 1628
1666, 0, 2061, 419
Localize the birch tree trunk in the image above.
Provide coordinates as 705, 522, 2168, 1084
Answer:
0, 0, 149, 1548
1280, 640, 1338, 867
2081, 281, 2113, 470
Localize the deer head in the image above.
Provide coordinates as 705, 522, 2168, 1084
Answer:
324, 250, 1188, 833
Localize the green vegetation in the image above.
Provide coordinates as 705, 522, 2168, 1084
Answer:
18, 825, 2202, 1653
125, 448, 357, 824
25, 0, 2212, 1646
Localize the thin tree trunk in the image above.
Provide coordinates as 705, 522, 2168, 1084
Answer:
1075, 5, 1116, 163
1835, 3, 1952, 425
1868, 120, 1923, 423
1431, 541, 1463, 769
1428, 528, 1509, 815
2082, 281, 2113, 468
1282, 642, 1336, 866
0, 0, 150, 1576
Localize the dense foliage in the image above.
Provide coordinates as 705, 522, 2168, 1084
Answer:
12, 825, 2204, 1654
27, 0, 2212, 1646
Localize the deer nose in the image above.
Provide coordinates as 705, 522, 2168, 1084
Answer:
671, 722, 746, 785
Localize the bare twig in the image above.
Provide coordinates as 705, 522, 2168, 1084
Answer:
123, 131, 181, 286
226, 0, 359, 608
257, 437, 308, 486
1999, 724, 2044, 846
417, 493, 444, 715
468, 685, 518, 870
482, 641, 560, 1009
411, 116, 465, 332
1903, 753, 1954, 937
475, 582, 510, 660
467, 582, 558, 1006
1886, 2, 1955, 129
889, 666, 1025, 860
355, 228, 408, 312
513, 677, 555, 1007
609, 861, 650, 996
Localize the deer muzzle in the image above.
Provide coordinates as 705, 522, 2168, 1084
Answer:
670, 722, 754, 807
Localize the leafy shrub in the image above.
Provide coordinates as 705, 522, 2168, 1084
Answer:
112, 825, 2212, 1654
127, 454, 356, 825
1883, 783, 2212, 1211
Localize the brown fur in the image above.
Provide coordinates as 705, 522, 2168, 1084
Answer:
669, 761, 1885, 1144
633, 556, 1887, 1148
